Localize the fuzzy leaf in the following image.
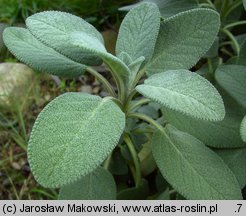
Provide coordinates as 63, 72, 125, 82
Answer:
227, 56, 246, 67
3, 27, 86, 77
71, 33, 130, 84
162, 107, 246, 148
152, 125, 242, 199
147, 9, 220, 76
59, 167, 116, 200
116, 2, 160, 66
240, 115, 246, 142
136, 69, 225, 121
28, 93, 125, 188
26, 11, 103, 66
120, 0, 198, 18
128, 56, 145, 87
215, 65, 246, 108
145, 0, 198, 18
244, 0, 246, 10
204, 37, 219, 58
25, 11, 131, 84
216, 148, 246, 188
162, 108, 246, 148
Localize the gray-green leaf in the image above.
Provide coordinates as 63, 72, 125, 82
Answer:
145, 0, 198, 18
28, 93, 125, 188
152, 125, 242, 199
116, 2, 160, 66
162, 107, 246, 148
26, 11, 103, 66
215, 65, 246, 108
216, 148, 246, 188
59, 167, 117, 200
147, 8, 220, 76
136, 69, 225, 121
120, 0, 198, 18
3, 27, 86, 77
71, 33, 130, 85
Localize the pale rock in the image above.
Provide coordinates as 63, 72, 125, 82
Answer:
0, 63, 37, 111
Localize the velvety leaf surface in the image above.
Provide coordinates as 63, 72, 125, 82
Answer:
120, 0, 198, 18
240, 115, 246, 142
136, 70, 225, 121
59, 167, 117, 200
215, 65, 246, 108
152, 125, 242, 199
3, 27, 86, 77
216, 148, 246, 188
26, 11, 103, 65
162, 108, 246, 148
147, 9, 220, 76
116, 2, 160, 66
71, 33, 130, 84
28, 93, 125, 188
144, 0, 198, 18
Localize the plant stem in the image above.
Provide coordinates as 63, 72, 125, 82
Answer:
224, 21, 246, 30
223, 0, 242, 18
221, 28, 240, 55
123, 89, 138, 111
106, 97, 124, 110
86, 67, 116, 97
124, 134, 141, 187
127, 112, 165, 132
128, 98, 151, 113
207, 58, 213, 74
199, 3, 216, 9
204, 0, 217, 10
220, 47, 234, 57
132, 67, 146, 89
220, 0, 229, 17
103, 152, 112, 170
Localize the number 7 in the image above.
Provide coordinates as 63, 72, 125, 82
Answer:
237, 204, 242, 212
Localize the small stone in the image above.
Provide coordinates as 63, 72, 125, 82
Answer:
11, 162, 21, 170
92, 86, 100, 94
80, 85, 92, 94
44, 94, 51, 101
0, 63, 38, 112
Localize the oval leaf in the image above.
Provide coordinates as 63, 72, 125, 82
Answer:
147, 8, 220, 76
59, 167, 117, 200
26, 11, 103, 65
71, 33, 130, 85
215, 65, 246, 108
116, 2, 160, 66
146, 0, 198, 18
136, 69, 225, 121
216, 148, 246, 188
27, 11, 130, 85
3, 27, 86, 77
152, 125, 242, 199
162, 107, 246, 148
28, 93, 125, 188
